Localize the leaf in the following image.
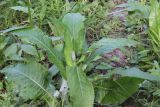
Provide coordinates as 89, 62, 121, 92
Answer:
48, 19, 65, 36
118, 1, 150, 18
0, 35, 7, 50
10, 6, 34, 14
48, 65, 59, 77
114, 67, 160, 81
3, 43, 39, 61
20, 44, 38, 57
48, 13, 86, 66
95, 77, 142, 105
89, 38, 137, 51
91, 67, 160, 82
1, 62, 56, 106
149, 0, 160, 28
50, 36, 63, 41
11, 27, 66, 78
63, 30, 75, 66
62, 13, 85, 40
67, 66, 94, 107
3, 43, 25, 61
96, 62, 113, 70
62, 13, 86, 55
0, 26, 27, 34
86, 38, 138, 64
4, 43, 19, 57
148, 0, 160, 56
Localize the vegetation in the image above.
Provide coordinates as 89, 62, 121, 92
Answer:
1, 0, 160, 107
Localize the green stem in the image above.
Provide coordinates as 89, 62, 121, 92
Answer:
28, 0, 33, 26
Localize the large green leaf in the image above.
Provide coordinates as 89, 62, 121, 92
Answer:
11, 28, 66, 78
48, 13, 86, 66
91, 67, 160, 82
95, 77, 142, 105
3, 43, 25, 61
67, 66, 94, 107
20, 44, 38, 57
62, 13, 86, 56
89, 38, 137, 52
3, 43, 19, 57
114, 67, 160, 81
92, 67, 160, 105
118, 1, 150, 18
86, 38, 138, 64
1, 62, 56, 106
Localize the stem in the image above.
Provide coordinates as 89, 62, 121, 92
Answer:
59, 79, 68, 97
59, 78, 68, 106
28, 0, 33, 26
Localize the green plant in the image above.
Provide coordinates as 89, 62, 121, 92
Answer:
149, 0, 160, 57
136, 61, 160, 107
1, 13, 160, 107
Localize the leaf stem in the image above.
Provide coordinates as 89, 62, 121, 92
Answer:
28, 0, 33, 26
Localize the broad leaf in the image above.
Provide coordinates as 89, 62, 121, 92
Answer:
67, 66, 94, 107
62, 13, 86, 56
114, 67, 160, 81
118, 1, 150, 18
89, 38, 137, 52
11, 28, 66, 78
95, 77, 142, 105
3, 43, 19, 57
91, 67, 160, 82
3, 43, 25, 61
1, 62, 56, 106
20, 44, 38, 57
86, 38, 138, 64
